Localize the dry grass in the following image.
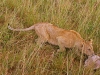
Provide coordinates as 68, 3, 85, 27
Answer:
0, 0, 100, 75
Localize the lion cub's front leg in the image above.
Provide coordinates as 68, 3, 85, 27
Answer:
57, 46, 66, 52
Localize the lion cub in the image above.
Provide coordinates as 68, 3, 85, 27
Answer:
8, 23, 94, 56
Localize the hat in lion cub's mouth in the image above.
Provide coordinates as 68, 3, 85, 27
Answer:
84, 55, 100, 70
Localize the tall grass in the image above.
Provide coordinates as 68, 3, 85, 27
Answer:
0, 0, 100, 75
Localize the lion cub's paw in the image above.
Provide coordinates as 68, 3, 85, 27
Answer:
57, 49, 66, 53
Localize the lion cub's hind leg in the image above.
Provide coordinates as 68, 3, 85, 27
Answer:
36, 32, 49, 48
56, 36, 66, 53
36, 37, 48, 48
35, 29, 49, 48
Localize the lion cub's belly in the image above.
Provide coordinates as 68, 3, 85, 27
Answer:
48, 38, 58, 45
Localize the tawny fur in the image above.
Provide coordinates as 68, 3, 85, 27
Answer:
8, 23, 94, 56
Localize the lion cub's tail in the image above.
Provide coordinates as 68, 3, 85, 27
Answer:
8, 24, 35, 31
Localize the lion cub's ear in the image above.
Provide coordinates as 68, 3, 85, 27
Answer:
89, 39, 93, 45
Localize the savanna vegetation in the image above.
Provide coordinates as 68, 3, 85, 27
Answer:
0, 0, 100, 75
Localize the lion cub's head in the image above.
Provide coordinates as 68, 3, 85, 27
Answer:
82, 39, 94, 56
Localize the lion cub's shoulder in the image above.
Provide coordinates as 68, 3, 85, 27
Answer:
70, 30, 83, 40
